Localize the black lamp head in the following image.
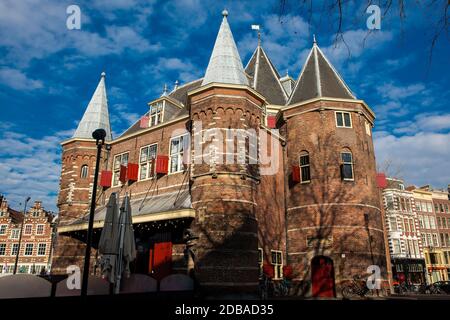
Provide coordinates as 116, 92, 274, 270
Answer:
92, 128, 106, 142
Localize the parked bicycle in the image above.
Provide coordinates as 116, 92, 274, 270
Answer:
341, 276, 373, 299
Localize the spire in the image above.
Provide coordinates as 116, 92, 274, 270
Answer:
245, 45, 288, 105
73, 72, 112, 141
287, 41, 355, 105
161, 84, 168, 96
202, 10, 249, 86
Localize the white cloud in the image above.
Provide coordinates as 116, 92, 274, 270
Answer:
0, 0, 160, 67
0, 129, 73, 211
377, 82, 425, 100
374, 132, 450, 188
0, 68, 43, 90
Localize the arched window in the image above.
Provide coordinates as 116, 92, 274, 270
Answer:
340, 149, 354, 181
80, 165, 89, 179
299, 151, 311, 183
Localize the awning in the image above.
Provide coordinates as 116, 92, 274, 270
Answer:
58, 189, 193, 233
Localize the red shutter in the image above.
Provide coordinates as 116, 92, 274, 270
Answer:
119, 165, 127, 183
267, 115, 276, 129
127, 163, 139, 181
376, 173, 387, 188
140, 116, 149, 128
155, 155, 169, 174
152, 242, 172, 280
283, 265, 293, 279
292, 165, 300, 183
263, 263, 274, 279
99, 170, 112, 188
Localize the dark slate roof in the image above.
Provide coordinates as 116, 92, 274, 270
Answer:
287, 43, 355, 105
168, 78, 203, 106
245, 46, 288, 105
118, 79, 202, 138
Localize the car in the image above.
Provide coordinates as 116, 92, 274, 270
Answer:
432, 281, 450, 294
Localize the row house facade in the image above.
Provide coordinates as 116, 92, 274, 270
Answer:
382, 178, 426, 285
412, 186, 450, 283
0, 198, 56, 276
52, 11, 388, 297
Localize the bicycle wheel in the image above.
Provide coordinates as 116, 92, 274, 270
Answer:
342, 286, 354, 299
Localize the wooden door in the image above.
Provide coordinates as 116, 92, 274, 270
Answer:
311, 256, 335, 297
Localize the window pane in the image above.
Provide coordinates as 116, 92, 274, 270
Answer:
336, 112, 343, 126
342, 164, 353, 179
140, 147, 148, 163
341, 152, 352, 163
301, 166, 310, 182
300, 154, 309, 166
344, 113, 351, 127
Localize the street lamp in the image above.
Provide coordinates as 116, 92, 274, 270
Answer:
81, 128, 106, 297
13, 196, 31, 274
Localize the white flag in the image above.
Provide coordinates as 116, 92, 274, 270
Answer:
251, 25, 260, 30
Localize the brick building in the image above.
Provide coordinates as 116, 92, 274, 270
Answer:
52, 11, 388, 297
381, 178, 426, 285
0, 197, 56, 276
411, 186, 450, 283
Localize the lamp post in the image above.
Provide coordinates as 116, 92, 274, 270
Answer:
13, 196, 31, 274
81, 128, 106, 297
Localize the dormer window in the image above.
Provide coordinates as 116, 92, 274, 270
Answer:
150, 101, 164, 126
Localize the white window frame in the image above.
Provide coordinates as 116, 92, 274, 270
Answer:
0, 224, 7, 235
271, 250, 283, 280
139, 143, 158, 181
80, 164, 89, 179
335, 111, 352, 128
299, 151, 311, 183
340, 151, 354, 181
0, 243, 6, 256
149, 101, 164, 127
36, 224, 45, 235
112, 152, 129, 186
10, 228, 20, 239
169, 134, 188, 174
37, 243, 47, 256
393, 239, 401, 254
24, 224, 32, 235
389, 217, 398, 232
24, 243, 33, 256
11, 243, 19, 256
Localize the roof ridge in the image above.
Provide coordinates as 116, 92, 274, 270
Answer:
286, 46, 315, 105
259, 46, 289, 102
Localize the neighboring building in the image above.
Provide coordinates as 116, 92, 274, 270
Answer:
0, 197, 56, 276
382, 178, 426, 285
412, 186, 450, 283
52, 11, 388, 297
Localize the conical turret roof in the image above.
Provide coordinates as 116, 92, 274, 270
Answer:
73, 72, 112, 141
202, 10, 248, 86
287, 40, 355, 105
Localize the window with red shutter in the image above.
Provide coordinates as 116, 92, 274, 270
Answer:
292, 165, 300, 183
127, 163, 139, 181
267, 115, 276, 129
100, 170, 112, 188
155, 155, 169, 174
119, 165, 127, 183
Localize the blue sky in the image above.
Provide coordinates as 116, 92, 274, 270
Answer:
0, 0, 449, 211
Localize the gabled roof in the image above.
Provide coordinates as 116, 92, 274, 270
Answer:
73, 72, 113, 141
202, 10, 248, 86
245, 45, 288, 105
287, 41, 355, 105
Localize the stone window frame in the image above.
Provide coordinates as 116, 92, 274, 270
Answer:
80, 164, 89, 179
299, 150, 311, 183
270, 250, 283, 280
0, 224, 7, 235
0, 243, 6, 256
389, 216, 398, 231
335, 111, 352, 128
112, 151, 129, 186
139, 143, 158, 181
340, 148, 354, 181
